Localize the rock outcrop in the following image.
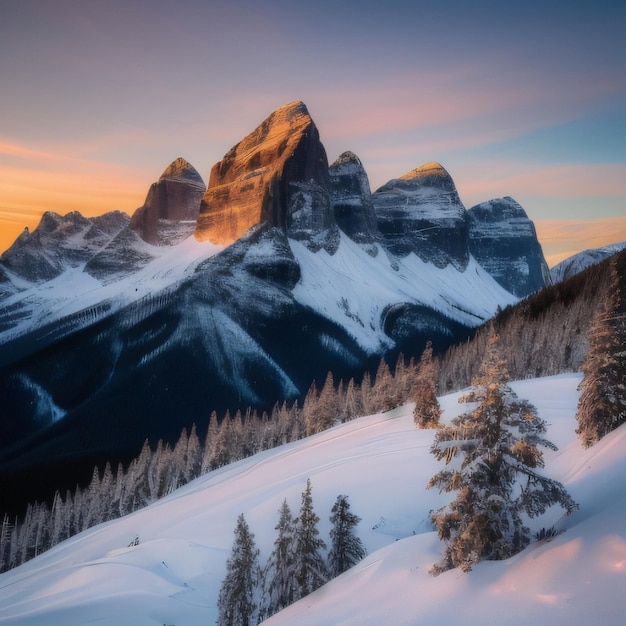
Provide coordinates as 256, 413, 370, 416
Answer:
329, 151, 379, 248
372, 162, 469, 269
0, 210, 129, 283
467, 197, 550, 297
130, 158, 205, 246
195, 101, 337, 251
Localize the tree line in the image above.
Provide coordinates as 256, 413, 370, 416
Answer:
0, 351, 428, 573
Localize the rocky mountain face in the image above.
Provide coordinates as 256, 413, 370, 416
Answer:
372, 162, 470, 269
130, 158, 205, 246
195, 101, 337, 252
329, 151, 379, 251
0, 210, 130, 284
551, 241, 626, 283
0, 100, 549, 513
467, 197, 551, 297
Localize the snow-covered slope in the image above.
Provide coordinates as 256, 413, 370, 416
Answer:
551, 241, 626, 283
0, 235, 224, 344
2, 373, 625, 625
291, 233, 517, 353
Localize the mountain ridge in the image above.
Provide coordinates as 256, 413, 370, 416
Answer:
0, 100, 551, 513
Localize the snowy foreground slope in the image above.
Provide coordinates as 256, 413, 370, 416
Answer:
1, 373, 625, 625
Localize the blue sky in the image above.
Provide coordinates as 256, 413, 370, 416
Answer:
1, 0, 625, 262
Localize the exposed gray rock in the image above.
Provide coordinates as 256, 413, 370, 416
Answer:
130, 157, 205, 246
468, 197, 550, 297
0, 210, 129, 283
329, 151, 379, 250
372, 162, 469, 269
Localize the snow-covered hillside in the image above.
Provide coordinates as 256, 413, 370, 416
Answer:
0, 235, 224, 344
2, 373, 625, 625
291, 233, 516, 353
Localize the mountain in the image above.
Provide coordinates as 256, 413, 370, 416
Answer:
372, 162, 469, 269
0, 210, 130, 285
551, 241, 626, 283
2, 374, 625, 625
129, 157, 206, 246
467, 196, 551, 297
195, 100, 338, 253
0, 100, 546, 512
328, 151, 379, 249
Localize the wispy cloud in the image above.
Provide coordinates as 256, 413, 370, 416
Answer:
536, 216, 626, 267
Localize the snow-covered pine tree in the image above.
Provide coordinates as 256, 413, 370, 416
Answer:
576, 255, 626, 446
217, 513, 261, 626
328, 495, 366, 577
293, 479, 327, 597
427, 329, 578, 575
413, 342, 442, 428
260, 499, 298, 620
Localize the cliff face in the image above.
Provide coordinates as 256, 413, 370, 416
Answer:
467, 196, 551, 297
194, 101, 337, 251
329, 151, 379, 248
130, 158, 205, 246
372, 162, 470, 269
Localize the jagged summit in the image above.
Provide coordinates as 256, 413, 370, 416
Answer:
130, 158, 206, 246
194, 100, 336, 251
159, 157, 205, 186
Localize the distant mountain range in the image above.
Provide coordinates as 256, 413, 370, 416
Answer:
0, 101, 554, 510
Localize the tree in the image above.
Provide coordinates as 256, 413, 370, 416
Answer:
306, 371, 339, 435
217, 513, 261, 626
294, 479, 327, 597
427, 330, 578, 575
261, 500, 298, 619
372, 358, 396, 412
576, 257, 626, 446
328, 495, 366, 577
413, 342, 442, 428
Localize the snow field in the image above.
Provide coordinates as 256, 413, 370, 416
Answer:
2, 373, 625, 625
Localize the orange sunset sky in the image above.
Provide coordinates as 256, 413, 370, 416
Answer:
1, 0, 625, 266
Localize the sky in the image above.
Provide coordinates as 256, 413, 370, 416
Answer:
1, 0, 625, 265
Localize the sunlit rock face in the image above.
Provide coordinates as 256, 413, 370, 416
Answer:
130, 158, 205, 246
468, 196, 551, 297
329, 151, 379, 248
195, 101, 337, 252
372, 162, 469, 269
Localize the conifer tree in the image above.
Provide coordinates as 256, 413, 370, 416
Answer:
427, 330, 578, 575
261, 500, 298, 619
372, 358, 396, 412
413, 342, 442, 428
328, 495, 366, 577
576, 257, 626, 446
306, 371, 339, 435
294, 479, 327, 597
217, 513, 261, 626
